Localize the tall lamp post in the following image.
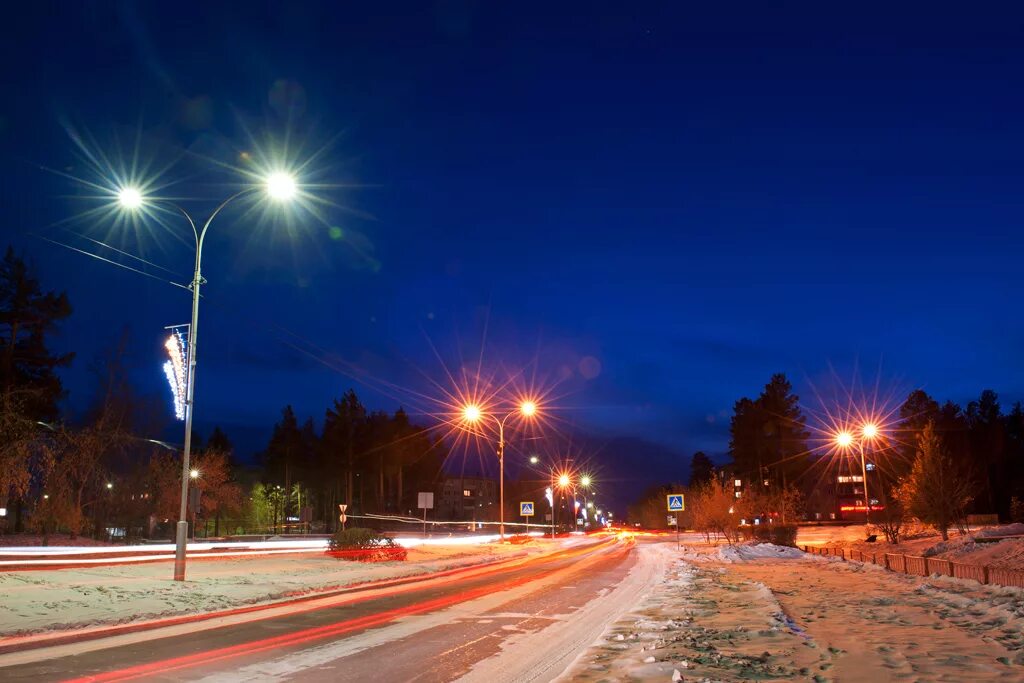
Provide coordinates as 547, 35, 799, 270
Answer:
461, 400, 538, 540
557, 472, 573, 534
579, 474, 593, 530
118, 172, 299, 581
835, 422, 879, 525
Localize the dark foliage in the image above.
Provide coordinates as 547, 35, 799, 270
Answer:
327, 527, 407, 562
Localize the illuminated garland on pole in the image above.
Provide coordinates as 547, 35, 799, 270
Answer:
162, 327, 188, 421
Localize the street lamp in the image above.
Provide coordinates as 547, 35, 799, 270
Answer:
460, 400, 539, 540
834, 424, 880, 524
116, 173, 299, 581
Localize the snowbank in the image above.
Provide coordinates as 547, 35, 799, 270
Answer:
717, 543, 809, 563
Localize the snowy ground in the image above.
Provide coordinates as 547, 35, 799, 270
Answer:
797, 523, 1024, 570
0, 539, 550, 638
566, 541, 1024, 682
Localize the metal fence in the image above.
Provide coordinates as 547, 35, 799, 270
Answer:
802, 545, 1024, 588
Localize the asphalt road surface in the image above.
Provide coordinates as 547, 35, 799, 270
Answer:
0, 535, 659, 682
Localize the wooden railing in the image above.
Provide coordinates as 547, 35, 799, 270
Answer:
802, 545, 1024, 588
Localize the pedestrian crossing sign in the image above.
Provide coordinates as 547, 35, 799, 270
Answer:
520, 501, 535, 516
667, 494, 685, 512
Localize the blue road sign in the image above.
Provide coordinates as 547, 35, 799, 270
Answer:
667, 494, 685, 512
520, 501, 535, 516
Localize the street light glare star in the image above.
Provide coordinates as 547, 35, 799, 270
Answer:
462, 404, 482, 423
558, 474, 571, 488
118, 187, 143, 209
862, 423, 879, 439
189, 469, 200, 479
836, 431, 854, 448
580, 475, 592, 488
266, 172, 298, 201
520, 400, 537, 417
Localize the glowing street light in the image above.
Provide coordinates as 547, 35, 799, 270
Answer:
458, 399, 540, 540
833, 423, 882, 524
115, 172, 301, 582
529, 455, 539, 465
558, 473, 571, 488
118, 187, 143, 209
462, 404, 482, 423
106, 482, 113, 490
265, 172, 298, 201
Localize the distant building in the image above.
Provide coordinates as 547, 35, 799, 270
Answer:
440, 476, 498, 520
805, 463, 884, 522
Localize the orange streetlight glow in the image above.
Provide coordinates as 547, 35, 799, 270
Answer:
862, 422, 879, 439
558, 473, 572, 488
835, 431, 854, 448
462, 404, 483, 423
520, 400, 537, 417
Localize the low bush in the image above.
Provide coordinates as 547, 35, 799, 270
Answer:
745, 524, 798, 547
327, 527, 407, 562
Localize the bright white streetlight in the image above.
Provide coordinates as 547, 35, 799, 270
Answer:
118, 187, 143, 209
266, 172, 297, 201
110, 169, 317, 582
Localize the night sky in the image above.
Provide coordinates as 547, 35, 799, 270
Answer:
3, 3, 1024, 503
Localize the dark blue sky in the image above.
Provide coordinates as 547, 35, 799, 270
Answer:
2, 3, 1023, 492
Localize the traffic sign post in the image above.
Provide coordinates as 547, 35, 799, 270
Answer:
338, 504, 348, 531
667, 494, 685, 550
418, 492, 434, 537
520, 501, 534, 534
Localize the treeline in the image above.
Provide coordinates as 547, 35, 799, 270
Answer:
257, 394, 446, 528
630, 373, 1024, 533
0, 246, 447, 542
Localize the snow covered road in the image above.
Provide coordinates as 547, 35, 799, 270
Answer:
567, 542, 1024, 681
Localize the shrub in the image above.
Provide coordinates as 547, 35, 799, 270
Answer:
746, 524, 798, 547
327, 527, 407, 562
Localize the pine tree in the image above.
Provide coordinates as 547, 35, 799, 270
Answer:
262, 406, 304, 517
0, 247, 73, 421
897, 421, 973, 541
729, 374, 809, 498
688, 451, 714, 489
322, 390, 366, 517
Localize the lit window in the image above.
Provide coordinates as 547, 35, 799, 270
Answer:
735, 491, 741, 498
463, 489, 472, 497
836, 475, 864, 483
734, 479, 742, 487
